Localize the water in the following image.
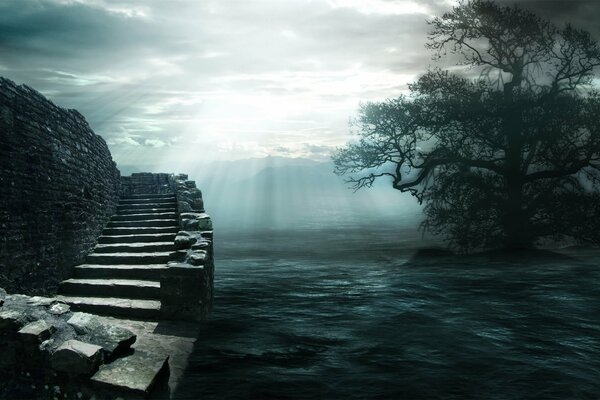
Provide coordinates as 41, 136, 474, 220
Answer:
173, 227, 600, 399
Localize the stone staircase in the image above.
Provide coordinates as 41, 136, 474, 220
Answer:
58, 193, 179, 320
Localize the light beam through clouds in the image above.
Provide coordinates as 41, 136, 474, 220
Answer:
0, 0, 596, 171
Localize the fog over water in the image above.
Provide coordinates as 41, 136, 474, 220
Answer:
158, 158, 600, 400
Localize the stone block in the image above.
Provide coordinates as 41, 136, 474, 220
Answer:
91, 351, 169, 397
174, 233, 196, 250
67, 312, 101, 335
51, 340, 103, 375
88, 325, 136, 360
0, 309, 28, 332
18, 319, 56, 345
187, 250, 207, 266
180, 213, 212, 231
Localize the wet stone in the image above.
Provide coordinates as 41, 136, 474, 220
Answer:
51, 340, 103, 375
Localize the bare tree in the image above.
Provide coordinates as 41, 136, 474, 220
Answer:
333, 0, 600, 251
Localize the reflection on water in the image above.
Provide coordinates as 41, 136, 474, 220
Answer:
173, 227, 600, 400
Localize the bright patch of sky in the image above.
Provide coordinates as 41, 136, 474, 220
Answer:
0, 0, 596, 169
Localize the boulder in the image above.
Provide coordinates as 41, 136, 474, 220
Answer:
51, 340, 103, 375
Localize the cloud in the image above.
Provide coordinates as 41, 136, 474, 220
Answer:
143, 138, 167, 148
0, 0, 598, 169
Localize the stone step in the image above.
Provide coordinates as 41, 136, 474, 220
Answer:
56, 295, 161, 320
103, 226, 179, 235
122, 193, 175, 199
107, 219, 178, 228
87, 252, 172, 265
112, 212, 177, 221
117, 203, 175, 211
91, 351, 169, 398
74, 264, 167, 280
98, 233, 176, 244
60, 279, 160, 299
117, 207, 177, 215
119, 198, 176, 205
94, 242, 175, 254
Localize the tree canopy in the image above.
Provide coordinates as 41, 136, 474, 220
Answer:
333, 0, 600, 252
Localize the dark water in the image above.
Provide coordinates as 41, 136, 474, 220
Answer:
173, 227, 600, 400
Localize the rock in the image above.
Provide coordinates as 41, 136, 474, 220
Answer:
48, 302, 70, 315
19, 319, 56, 345
187, 250, 207, 266
91, 351, 169, 397
51, 340, 103, 375
88, 325, 136, 359
177, 200, 192, 213
67, 312, 102, 335
0, 287, 6, 299
191, 240, 210, 251
0, 309, 29, 332
27, 296, 56, 307
174, 233, 196, 250
180, 213, 212, 231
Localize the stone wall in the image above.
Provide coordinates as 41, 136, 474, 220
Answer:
163, 174, 214, 321
0, 77, 120, 295
120, 173, 175, 196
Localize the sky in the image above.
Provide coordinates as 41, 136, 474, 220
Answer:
1, 0, 599, 171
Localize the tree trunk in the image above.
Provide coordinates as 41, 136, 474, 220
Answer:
502, 69, 532, 249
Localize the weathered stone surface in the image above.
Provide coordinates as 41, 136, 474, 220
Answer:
91, 351, 169, 396
0, 309, 28, 332
48, 302, 70, 315
0, 77, 120, 295
51, 339, 103, 375
18, 319, 56, 344
67, 312, 102, 335
27, 296, 56, 307
120, 172, 174, 195
88, 325, 136, 359
188, 250, 208, 266
180, 212, 212, 231
177, 200, 192, 212
174, 233, 196, 250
